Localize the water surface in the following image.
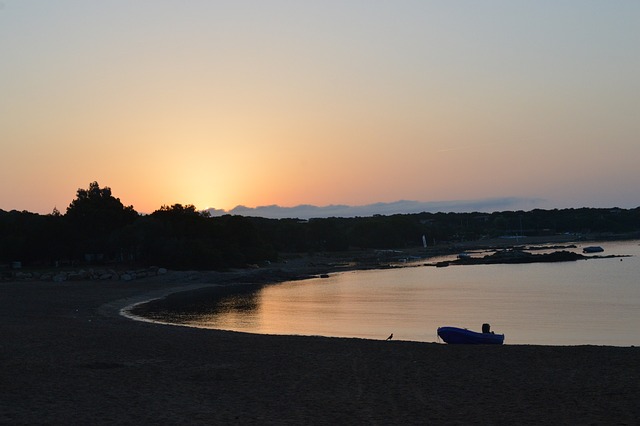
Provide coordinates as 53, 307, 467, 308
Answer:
162, 240, 640, 346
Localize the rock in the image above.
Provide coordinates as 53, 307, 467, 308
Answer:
15, 272, 33, 280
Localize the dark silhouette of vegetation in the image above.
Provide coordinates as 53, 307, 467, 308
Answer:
1, 182, 639, 270
65, 181, 139, 262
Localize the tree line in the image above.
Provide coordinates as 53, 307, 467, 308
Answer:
1, 182, 639, 270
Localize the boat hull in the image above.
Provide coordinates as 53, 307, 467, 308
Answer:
437, 326, 504, 345
583, 246, 604, 253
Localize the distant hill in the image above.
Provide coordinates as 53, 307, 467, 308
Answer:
205, 197, 545, 219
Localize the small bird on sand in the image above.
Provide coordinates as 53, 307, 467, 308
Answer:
386, 333, 393, 341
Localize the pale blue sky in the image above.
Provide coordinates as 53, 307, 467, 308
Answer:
1, 1, 639, 214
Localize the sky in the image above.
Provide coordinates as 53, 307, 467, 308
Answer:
1, 1, 639, 215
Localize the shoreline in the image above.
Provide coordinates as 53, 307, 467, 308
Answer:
124, 237, 637, 341
2, 239, 640, 423
3, 278, 639, 425
5, 231, 637, 284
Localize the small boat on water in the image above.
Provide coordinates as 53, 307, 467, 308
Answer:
437, 325, 505, 345
583, 246, 604, 253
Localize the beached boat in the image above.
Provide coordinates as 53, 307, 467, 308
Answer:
583, 246, 604, 253
437, 326, 505, 345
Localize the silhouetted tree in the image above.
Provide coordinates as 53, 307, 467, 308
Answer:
64, 181, 138, 260
66, 182, 138, 232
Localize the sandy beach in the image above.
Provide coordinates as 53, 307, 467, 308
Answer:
2, 258, 639, 425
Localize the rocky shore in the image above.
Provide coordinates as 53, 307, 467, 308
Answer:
430, 248, 629, 267
5, 266, 169, 283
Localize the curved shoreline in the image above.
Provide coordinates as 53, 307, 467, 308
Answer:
121, 241, 637, 345
3, 244, 640, 424
3, 278, 639, 425
117, 283, 224, 327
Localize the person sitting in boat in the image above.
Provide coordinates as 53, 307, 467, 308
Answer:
482, 323, 494, 334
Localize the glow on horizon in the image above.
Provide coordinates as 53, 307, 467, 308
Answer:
1, 1, 639, 214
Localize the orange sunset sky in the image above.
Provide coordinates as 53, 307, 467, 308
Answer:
1, 1, 639, 215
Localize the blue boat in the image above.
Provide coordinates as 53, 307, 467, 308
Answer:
437, 326, 505, 345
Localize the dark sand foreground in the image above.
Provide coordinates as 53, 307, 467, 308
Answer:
2, 262, 639, 425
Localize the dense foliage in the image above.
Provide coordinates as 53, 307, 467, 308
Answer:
1, 182, 639, 270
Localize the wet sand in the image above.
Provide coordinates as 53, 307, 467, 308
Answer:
2, 261, 639, 424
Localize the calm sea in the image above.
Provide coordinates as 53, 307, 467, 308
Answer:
155, 240, 640, 346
